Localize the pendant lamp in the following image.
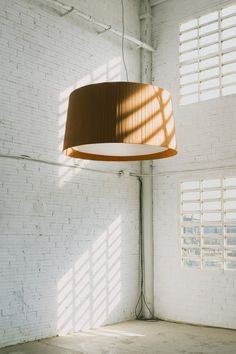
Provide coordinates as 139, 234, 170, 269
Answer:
63, 0, 177, 161
63, 81, 177, 161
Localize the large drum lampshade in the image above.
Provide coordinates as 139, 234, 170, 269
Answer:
63, 82, 177, 161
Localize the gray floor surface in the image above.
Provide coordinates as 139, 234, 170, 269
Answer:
1, 320, 236, 354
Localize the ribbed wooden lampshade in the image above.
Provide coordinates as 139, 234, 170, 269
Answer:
63, 82, 177, 161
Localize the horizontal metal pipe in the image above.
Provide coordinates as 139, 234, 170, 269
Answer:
0, 154, 138, 177
2, 155, 236, 178
151, 164, 236, 176
44, 0, 155, 52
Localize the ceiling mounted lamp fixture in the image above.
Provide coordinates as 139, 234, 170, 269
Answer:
63, 1, 177, 162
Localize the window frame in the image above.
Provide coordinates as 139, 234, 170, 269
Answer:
179, 172, 236, 271
179, 2, 236, 105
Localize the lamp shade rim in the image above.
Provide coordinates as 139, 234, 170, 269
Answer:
64, 146, 177, 161
69, 81, 167, 97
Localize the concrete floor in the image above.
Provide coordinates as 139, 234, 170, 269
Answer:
1, 320, 236, 354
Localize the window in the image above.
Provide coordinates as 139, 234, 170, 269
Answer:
179, 3, 236, 105
180, 177, 236, 270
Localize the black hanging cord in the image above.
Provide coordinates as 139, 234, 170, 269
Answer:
135, 177, 159, 321
121, 0, 129, 82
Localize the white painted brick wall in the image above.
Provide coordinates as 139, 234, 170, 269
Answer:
152, 0, 236, 328
0, 0, 141, 348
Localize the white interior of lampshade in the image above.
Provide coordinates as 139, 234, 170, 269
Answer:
74, 143, 167, 156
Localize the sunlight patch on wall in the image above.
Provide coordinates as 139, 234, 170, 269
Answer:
57, 216, 122, 335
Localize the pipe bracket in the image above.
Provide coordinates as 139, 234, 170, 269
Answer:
60, 6, 74, 17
